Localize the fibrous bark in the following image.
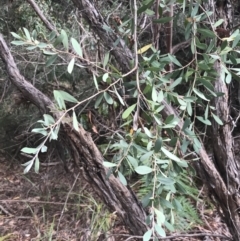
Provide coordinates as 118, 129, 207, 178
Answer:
0, 33, 148, 235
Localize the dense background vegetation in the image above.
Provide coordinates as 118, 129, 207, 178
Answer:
1, 0, 240, 240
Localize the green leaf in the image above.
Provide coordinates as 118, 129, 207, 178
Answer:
127, 155, 138, 168
102, 73, 109, 82
137, 0, 154, 14
95, 94, 104, 108
164, 220, 175, 232
11, 40, 26, 45
93, 74, 99, 90
23, 160, 34, 174
118, 171, 127, 185
155, 223, 166, 237
45, 54, 58, 67
232, 34, 240, 48
71, 38, 82, 57
161, 147, 180, 162
152, 86, 158, 102
122, 104, 136, 119
153, 16, 172, 23
103, 161, 117, 167
140, 151, 154, 162
34, 157, 40, 173
54, 90, 78, 103
104, 92, 113, 105
193, 88, 209, 101
67, 58, 75, 74
42, 50, 56, 55
135, 166, 153, 175
61, 29, 68, 51
214, 19, 224, 28
157, 90, 164, 103
103, 51, 110, 68
43, 114, 55, 126
225, 73, 232, 84
114, 86, 125, 106
191, 3, 199, 17
21, 147, 38, 154
144, 127, 153, 138
212, 113, 223, 125
154, 138, 162, 152
143, 230, 152, 241
50, 128, 58, 140
196, 116, 211, 125
197, 28, 215, 38
73, 111, 79, 131
154, 208, 165, 225
11, 32, 23, 39
168, 77, 182, 90
53, 32, 64, 47
168, 54, 182, 67
23, 27, 31, 41
32, 128, 48, 136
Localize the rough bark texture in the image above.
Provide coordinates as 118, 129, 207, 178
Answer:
0, 34, 148, 235
210, 61, 240, 240
1, 0, 240, 238
71, 0, 240, 239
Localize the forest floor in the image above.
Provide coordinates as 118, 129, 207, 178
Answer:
0, 155, 232, 241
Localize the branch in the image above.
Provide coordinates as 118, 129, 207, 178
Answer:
0, 34, 54, 113
26, 0, 59, 34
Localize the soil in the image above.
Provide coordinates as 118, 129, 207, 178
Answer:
0, 155, 232, 241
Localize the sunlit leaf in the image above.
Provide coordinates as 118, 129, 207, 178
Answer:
122, 104, 136, 119
32, 128, 48, 136
103, 161, 117, 167
21, 147, 38, 154
67, 58, 75, 74
103, 51, 110, 68
104, 92, 113, 104
11, 32, 23, 39
23, 27, 31, 41
34, 157, 40, 173
137, 44, 152, 54
71, 38, 82, 57
135, 166, 153, 175
73, 111, 79, 131
102, 73, 109, 82
143, 230, 152, 241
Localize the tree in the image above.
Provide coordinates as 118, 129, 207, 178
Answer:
0, 0, 240, 240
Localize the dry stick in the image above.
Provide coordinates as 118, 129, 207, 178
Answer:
26, 0, 59, 34
0, 199, 88, 207
56, 172, 80, 232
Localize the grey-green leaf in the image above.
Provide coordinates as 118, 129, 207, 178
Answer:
135, 166, 153, 175
67, 58, 75, 74
122, 104, 136, 119
143, 230, 152, 241
71, 38, 83, 57
118, 171, 127, 185
73, 111, 79, 131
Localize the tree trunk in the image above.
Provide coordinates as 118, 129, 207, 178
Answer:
0, 33, 148, 235
70, 0, 240, 239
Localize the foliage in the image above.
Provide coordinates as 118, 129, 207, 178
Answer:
7, 0, 240, 239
